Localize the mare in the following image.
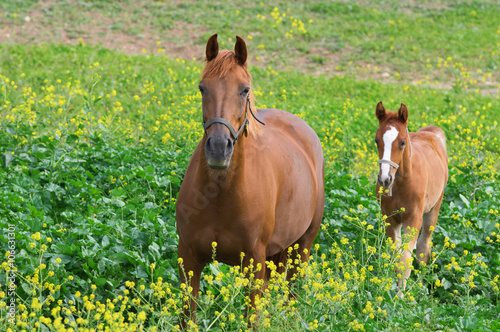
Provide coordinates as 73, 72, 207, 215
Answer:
374, 101, 448, 295
176, 34, 324, 326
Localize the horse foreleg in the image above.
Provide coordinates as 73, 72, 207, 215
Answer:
243, 249, 267, 324
396, 217, 422, 297
385, 217, 402, 250
385, 216, 419, 297
416, 193, 443, 264
178, 241, 204, 330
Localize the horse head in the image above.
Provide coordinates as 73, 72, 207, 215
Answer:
199, 34, 256, 170
375, 101, 410, 191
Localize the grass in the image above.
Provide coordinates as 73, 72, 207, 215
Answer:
0, 42, 499, 331
0, 0, 499, 331
0, 0, 498, 88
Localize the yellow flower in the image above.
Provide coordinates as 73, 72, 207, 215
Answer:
137, 311, 147, 321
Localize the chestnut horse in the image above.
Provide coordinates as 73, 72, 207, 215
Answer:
375, 102, 448, 295
176, 34, 324, 326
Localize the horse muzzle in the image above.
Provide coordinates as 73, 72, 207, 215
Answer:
205, 134, 234, 169
378, 173, 393, 189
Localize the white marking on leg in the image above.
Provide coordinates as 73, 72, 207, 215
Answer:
380, 126, 399, 182
394, 223, 402, 244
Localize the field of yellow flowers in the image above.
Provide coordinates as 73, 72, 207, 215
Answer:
1, 1, 500, 331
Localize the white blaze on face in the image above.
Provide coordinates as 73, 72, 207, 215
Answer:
380, 126, 399, 183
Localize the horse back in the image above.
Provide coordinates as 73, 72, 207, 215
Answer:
257, 108, 323, 171
416, 126, 448, 167
411, 126, 449, 211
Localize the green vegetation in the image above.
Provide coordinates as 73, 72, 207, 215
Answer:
0, 0, 499, 331
1, 0, 498, 88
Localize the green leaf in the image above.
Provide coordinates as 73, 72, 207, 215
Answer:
3, 152, 14, 167
442, 278, 452, 290
94, 278, 108, 286
112, 199, 125, 207
459, 194, 470, 208
102, 235, 110, 248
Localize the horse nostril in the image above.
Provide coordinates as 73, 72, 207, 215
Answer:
206, 137, 213, 151
383, 176, 392, 187
225, 139, 233, 155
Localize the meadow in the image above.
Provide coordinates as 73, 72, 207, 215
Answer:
0, 0, 499, 331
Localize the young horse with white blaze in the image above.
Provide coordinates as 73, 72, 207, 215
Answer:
374, 101, 448, 295
176, 34, 324, 327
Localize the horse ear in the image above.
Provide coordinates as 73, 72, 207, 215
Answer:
234, 36, 247, 66
375, 101, 386, 122
398, 103, 408, 123
206, 34, 219, 62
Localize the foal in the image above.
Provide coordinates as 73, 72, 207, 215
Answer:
374, 102, 448, 295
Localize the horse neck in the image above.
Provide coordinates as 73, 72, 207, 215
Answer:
398, 139, 413, 180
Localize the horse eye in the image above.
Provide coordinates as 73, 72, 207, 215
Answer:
240, 87, 250, 96
374, 138, 379, 146
198, 85, 205, 94
400, 140, 406, 147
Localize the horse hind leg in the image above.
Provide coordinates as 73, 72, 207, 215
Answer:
265, 251, 287, 281
416, 192, 444, 265
286, 204, 324, 282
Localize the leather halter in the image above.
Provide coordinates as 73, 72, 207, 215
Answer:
202, 94, 265, 143
378, 126, 412, 196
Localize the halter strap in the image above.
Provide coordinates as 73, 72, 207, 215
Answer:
378, 159, 400, 169
202, 94, 265, 143
203, 117, 246, 141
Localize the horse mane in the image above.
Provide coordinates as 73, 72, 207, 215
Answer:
202, 50, 263, 137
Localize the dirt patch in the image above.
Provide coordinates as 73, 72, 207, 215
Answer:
164, 21, 208, 60
0, 0, 498, 95
0, 1, 205, 57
